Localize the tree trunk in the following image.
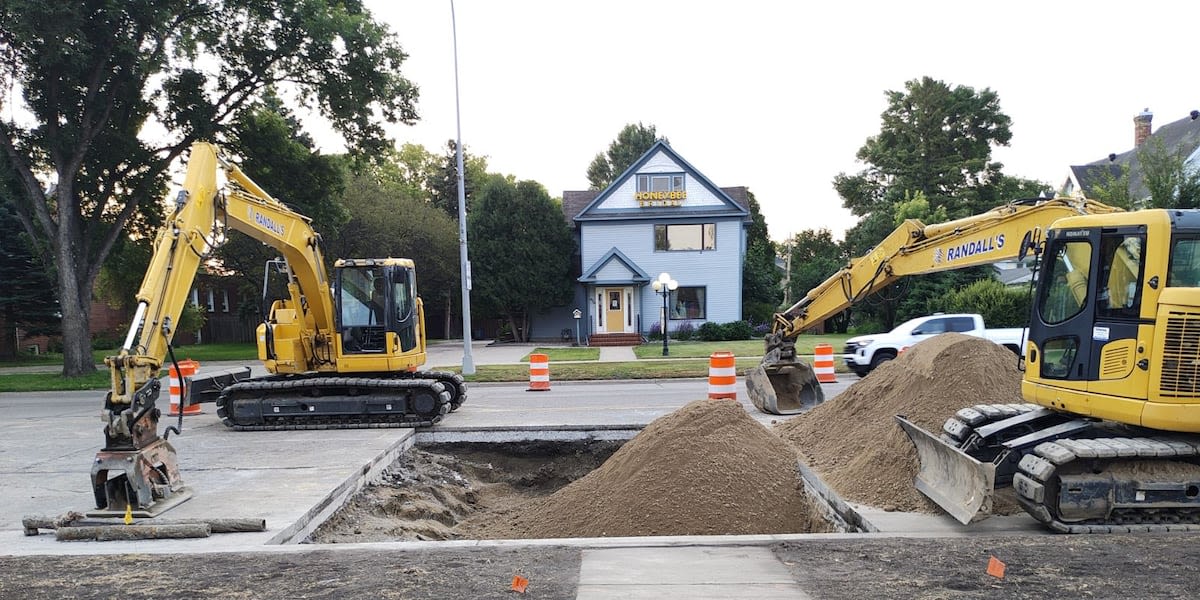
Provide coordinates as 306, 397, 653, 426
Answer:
58, 276, 95, 377
507, 314, 525, 343
0, 305, 16, 358
56, 214, 96, 377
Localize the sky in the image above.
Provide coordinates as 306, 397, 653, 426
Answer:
312, 0, 1199, 243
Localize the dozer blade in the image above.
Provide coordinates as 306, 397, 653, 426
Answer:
895, 415, 995, 525
745, 361, 824, 415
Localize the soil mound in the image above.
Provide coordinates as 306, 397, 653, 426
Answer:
774, 332, 1024, 512
470, 399, 832, 539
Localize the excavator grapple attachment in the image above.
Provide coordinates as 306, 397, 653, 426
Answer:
895, 415, 995, 524
746, 346, 824, 415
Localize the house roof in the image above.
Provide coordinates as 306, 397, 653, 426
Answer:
1072, 111, 1200, 199
562, 141, 750, 223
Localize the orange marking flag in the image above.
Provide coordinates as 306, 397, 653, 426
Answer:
511, 575, 529, 593
986, 555, 1006, 579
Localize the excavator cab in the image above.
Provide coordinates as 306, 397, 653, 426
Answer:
333, 259, 424, 368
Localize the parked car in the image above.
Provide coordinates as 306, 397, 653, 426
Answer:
842, 313, 1026, 377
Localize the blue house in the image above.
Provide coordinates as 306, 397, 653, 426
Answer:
542, 141, 750, 345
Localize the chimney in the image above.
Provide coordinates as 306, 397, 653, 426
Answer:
1134, 108, 1153, 147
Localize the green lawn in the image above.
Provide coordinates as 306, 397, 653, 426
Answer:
0, 336, 854, 392
520, 347, 601, 362
633, 335, 851, 359
0, 342, 259, 368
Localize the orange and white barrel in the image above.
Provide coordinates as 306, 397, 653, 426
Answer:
527, 353, 550, 391
813, 343, 836, 384
707, 351, 737, 400
168, 359, 202, 415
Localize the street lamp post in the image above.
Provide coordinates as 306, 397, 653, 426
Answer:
652, 272, 678, 357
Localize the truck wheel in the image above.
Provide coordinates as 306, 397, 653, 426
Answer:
851, 367, 869, 378
869, 352, 895, 371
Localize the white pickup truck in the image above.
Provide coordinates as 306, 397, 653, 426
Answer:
841, 313, 1026, 377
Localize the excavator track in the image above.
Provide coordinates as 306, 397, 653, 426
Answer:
1013, 437, 1200, 533
216, 374, 454, 431
931, 403, 1200, 532
420, 370, 468, 412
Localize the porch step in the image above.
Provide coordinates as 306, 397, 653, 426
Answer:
588, 333, 643, 347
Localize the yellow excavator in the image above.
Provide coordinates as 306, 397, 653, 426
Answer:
751, 196, 1200, 532
92, 142, 465, 516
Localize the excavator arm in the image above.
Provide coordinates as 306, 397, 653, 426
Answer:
94, 142, 336, 515
748, 197, 1122, 415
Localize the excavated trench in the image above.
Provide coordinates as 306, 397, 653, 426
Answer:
309, 334, 1029, 543
309, 398, 853, 544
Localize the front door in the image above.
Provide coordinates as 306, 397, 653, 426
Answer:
604, 286, 633, 333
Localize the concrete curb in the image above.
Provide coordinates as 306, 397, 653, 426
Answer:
268, 431, 416, 545
797, 462, 879, 533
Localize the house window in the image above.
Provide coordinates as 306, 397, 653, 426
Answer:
637, 173, 685, 193
669, 287, 706, 320
220, 289, 230, 313
654, 224, 715, 251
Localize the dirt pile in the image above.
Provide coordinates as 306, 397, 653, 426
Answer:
467, 399, 833, 539
774, 332, 1024, 512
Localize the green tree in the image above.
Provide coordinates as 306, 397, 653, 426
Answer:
468, 176, 576, 342
943, 278, 1031, 328
785, 229, 849, 332
586, 123, 667, 190
324, 160, 461, 337
0, 0, 417, 376
213, 100, 350, 320
427, 140, 489, 218
832, 76, 1015, 330
1138, 138, 1200, 209
1089, 165, 1134, 210
0, 193, 59, 356
740, 191, 782, 324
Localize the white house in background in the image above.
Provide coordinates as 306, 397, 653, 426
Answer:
545, 141, 751, 345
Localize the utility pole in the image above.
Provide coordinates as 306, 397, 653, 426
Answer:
451, 0, 474, 375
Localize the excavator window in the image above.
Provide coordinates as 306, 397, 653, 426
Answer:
1096, 233, 1145, 319
1167, 238, 1200, 287
1040, 239, 1091, 326
337, 266, 389, 353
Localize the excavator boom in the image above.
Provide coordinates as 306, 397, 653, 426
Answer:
747, 197, 1122, 415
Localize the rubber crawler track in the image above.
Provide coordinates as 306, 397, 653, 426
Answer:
1015, 436, 1200, 533
943, 403, 1200, 533
215, 371, 463, 431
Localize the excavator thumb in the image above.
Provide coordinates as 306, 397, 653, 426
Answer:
895, 415, 995, 524
745, 347, 824, 415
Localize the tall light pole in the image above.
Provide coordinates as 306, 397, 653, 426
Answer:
451, 0, 474, 375
652, 272, 678, 357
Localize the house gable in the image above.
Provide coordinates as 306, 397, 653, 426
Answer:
579, 247, 650, 285
574, 141, 749, 222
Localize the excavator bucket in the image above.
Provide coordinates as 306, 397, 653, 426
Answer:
895, 416, 995, 524
745, 347, 824, 415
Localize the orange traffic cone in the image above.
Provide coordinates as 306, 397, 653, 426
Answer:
527, 354, 550, 391
168, 360, 202, 415
707, 351, 737, 400
813, 343, 837, 383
